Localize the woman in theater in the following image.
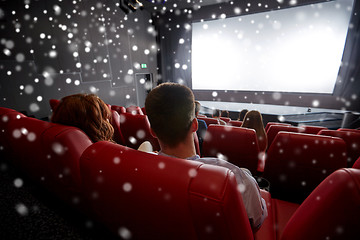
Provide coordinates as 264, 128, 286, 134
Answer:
51, 93, 115, 143
241, 110, 268, 152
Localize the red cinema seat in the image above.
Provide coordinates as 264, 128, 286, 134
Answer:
281, 168, 360, 240
111, 105, 126, 114
353, 156, 360, 169
220, 117, 231, 123
80, 141, 254, 240
318, 129, 360, 167
7, 117, 92, 202
265, 122, 291, 132
141, 107, 146, 115
352, 157, 360, 169
338, 128, 360, 133
120, 113, 160, 151
49, 99, 60, 111
267, 125, 305, 149
263, 132, 347, 203
109, 110, 126, 145
300, 125, 327, 135
0, 108, 26, 157
202, 125, 261, 174
126, 105, 144, 115
228, 120, 243, 127
197, 116, 219, 126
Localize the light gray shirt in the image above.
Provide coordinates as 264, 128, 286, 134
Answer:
158, 152, 268, 229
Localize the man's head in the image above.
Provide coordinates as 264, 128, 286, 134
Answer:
145, 83, 195, 147
212, 109, 221, 118
195, 101, 201, 116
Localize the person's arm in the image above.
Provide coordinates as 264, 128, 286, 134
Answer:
216, 161, 268, 229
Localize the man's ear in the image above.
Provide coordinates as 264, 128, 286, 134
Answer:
149, 128, 157, 138
191, 118, 198, 132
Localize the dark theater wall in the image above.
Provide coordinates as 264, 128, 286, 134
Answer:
0, 0, 158, 119
154, 0, 360, 112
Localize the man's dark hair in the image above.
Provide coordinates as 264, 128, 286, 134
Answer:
195, 101, 201, 116
238, 109, 249, 121
145, 83, 195, 147
212, 109, 221, 117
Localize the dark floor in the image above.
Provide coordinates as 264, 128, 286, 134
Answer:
0, 156, 119, 240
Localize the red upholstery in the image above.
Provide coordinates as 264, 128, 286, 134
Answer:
301, 125, 327, 135
267, 125, 305, 149
202, 125, 261, 174
338, 128, 360, 133
353, 156, 360, 169
265, 122, 291, 132
49, 99, 60, 111
263, 132, 347, 203
110, 110, 126, 145
0, 108, 26, 157
80, 141, 253, 240
318, 129, 360, 167
281, 168, 360, 240
6, 116, 92, 202
120, 113, 160, 151
228, 120, 243, 127
111, 105, 126, 114
254, 190, 277, 240
197, 116, 219, 126
141, 107, 146, 115
126, 105, 144, 115
220, 117, 231, 123
272, 199, 299, 239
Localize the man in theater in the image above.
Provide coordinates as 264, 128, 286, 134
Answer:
145, 82, 267, 230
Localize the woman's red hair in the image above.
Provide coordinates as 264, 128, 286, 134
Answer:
51, 93, 114, 143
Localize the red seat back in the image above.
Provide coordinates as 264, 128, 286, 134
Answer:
301, 125, 327, 135
80, 141, 253, 240
202, 125, 261, 174
49, 99, 60, 111
263, 132, 347, 203
0, 108, 26, 157
197, 116, 219, 126
120, 113, 160, 151
281, 168, 360, 240
353, 156, 360, 169
110, 110, 126, 145
111, 105, 126, 114
318, 129, 360, 167
338, 128, 360, 133
265, 122, 291, 132
141, 107, 146, 115
220, 117, 231, 123
126, 105, 144, 115
267, 125, 305, 149
6, 117, 92, 201
228, 120, 243, 127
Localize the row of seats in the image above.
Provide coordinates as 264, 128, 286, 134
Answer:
201, 125, 348, 203
1, 106, 360, 239
106, 106, 359, 203
265, 123, 360, 167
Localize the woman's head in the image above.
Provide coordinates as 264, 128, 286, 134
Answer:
51, 93, 114, 142
241, 110, 264, 131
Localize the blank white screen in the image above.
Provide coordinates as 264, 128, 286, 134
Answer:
192, 0, 354, 93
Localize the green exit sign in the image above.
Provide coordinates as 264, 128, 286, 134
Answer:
141, 64, 147, 69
